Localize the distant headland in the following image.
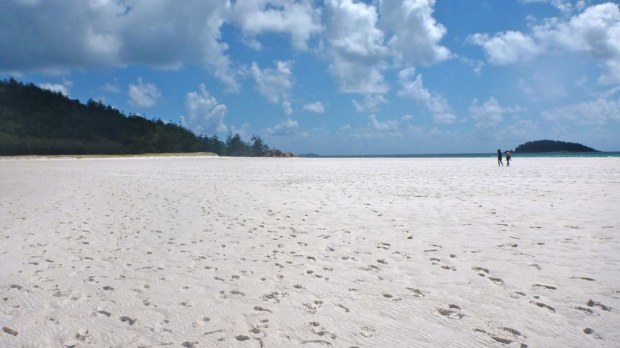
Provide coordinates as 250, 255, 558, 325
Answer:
514, 140, 599, 153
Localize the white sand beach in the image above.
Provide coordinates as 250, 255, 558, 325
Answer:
1, 156, 619, 347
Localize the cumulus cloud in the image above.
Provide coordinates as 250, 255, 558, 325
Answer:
378, 0, 450, 65
468, 31, 541, 65
0, 0, 238, 90
324, 0, 388, 95
324, 0, 449, 96
368, 114, 398, 132
520, 0, 585, 15
303, 101, 325, 114
398, 68, 455, 123
352, 94, 387, 113
1, 0, 452, 100
543, 98, 620, 126
470, 3, 620, 84
250, 61, 293, 104
128, 78, 161, 108
181, 84, 228, 135
533, 2, 620, 84
469, 97, 523, 128
267, 116, 299, 136
230, 0, 322, 50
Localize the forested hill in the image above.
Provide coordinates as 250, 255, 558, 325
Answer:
0, 78, 281, 156
514, 140, 598, 153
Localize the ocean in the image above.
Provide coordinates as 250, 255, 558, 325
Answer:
307, 152, 620, 158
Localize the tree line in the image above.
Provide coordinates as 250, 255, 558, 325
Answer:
0, 78, 288, 156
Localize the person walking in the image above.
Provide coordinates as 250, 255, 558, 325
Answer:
497, 149, 504, 166
505, 150, 511, 166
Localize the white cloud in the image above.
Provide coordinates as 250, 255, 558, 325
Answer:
102, 82, 120, 94
502, 119, 540, 141
282, 100, 293, 116
230, 0, 322, 51
378, 0, 451, 65
181, 84, 228, 135
533, 3, 620, 84
324, 0, 450, 96
352, 94, 387, 113
0, 0, 452, 99
0, 0, 239, 90
128, 78, 161, 108
38, 80, 72, 96
518, 72, 568, 101
398, 68, 455, 123
470, 3, 620, 84
229, 123, 251, 140
266, 99, 299, 136
469, 97, 521, 128
368, 114, 398, 132
543, 98, 620, 126
468, 31, 541, 65
521, 0, 585, 15
251, 61, 293, 104
303, 101, 325, 114
324, 0, 388, 94
268, 116, 299, 136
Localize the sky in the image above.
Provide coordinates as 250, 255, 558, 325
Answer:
1, 0, 619, 155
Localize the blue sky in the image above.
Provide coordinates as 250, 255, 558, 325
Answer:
1, 0, 619, 155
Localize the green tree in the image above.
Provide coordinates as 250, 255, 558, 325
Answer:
251, 135, 269, 156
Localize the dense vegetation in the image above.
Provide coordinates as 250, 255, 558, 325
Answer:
0, 78, 285, 156
515, 140, 598, 153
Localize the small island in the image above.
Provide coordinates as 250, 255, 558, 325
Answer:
514, 140, 599, 153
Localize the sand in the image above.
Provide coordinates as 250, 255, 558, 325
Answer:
1, 156, 619, 347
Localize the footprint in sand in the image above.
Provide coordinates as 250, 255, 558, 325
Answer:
489, 277, 504, 285
474, 327, 523, 346
405, 287, 425, 297
530, 301, 555, 312
96, 310, 111, 317
119, 316, 137, 325
472, 266, 489, 276
3, 326, 18, 336
308, 321, 337, 340
586, 299, 612, 311
571, 276, 595, 281
532, 284, 556, 290
303, 300, 323, 314
336, 303, 350, 312
575, 306, 594, 314
360, 326, 376, 338
436, 304, 464, 319
262, 291, 286, 303
253, 306, 272, 313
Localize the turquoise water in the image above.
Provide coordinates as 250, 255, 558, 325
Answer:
309, 152, 620, 158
